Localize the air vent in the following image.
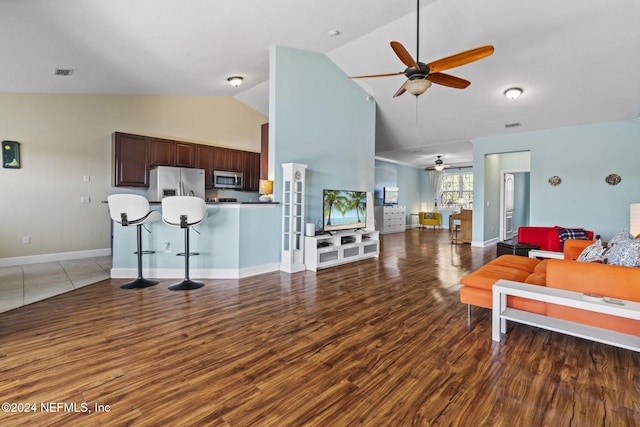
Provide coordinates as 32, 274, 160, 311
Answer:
504, 122, 521, 128
54, 68, 74, 76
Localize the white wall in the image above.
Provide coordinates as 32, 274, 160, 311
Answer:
0, 94, 266, 260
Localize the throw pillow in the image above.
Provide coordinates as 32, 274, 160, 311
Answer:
606, 238, 640, 267
556, 227, 589, 250
423, 212, 434, 219
607, 229, 634, 248
577, 239, 607, 263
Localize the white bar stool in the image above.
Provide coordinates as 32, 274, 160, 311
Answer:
107, 194, 162, 289
161, 196, 208, 291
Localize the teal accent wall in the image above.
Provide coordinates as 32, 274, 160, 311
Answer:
269, 46, 376, 231
473, 119, 640, 243
374, 159, 434, 226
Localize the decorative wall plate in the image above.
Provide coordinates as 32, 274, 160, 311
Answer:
548, 175, 561, 186
605, 173, 621, 186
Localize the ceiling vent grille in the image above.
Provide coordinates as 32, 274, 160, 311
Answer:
54, 68, 74, 76
504, 122, 521, 128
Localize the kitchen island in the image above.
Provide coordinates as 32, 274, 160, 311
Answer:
111, 202, 281, 280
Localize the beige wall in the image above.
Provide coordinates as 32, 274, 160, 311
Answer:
0, 94, 267, 259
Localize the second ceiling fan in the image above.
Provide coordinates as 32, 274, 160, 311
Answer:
350, 0, 494, 97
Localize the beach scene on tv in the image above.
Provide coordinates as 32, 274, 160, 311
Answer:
323, 190, 367, 231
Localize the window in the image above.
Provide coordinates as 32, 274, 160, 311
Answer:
440, 172, 473, 209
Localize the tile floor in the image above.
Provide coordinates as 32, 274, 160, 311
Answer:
0, 256, 112, 314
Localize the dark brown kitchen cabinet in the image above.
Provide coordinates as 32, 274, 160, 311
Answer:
114, 131, 262, 190
212, 147, 229, 171
227, 149, 244, 172
243, 151, 260, 191
112, 132, 150, 187
196, 145, 215, 188
149, 138, 174, 166
174, 142, 196, 168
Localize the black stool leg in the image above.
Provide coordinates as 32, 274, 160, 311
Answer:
169, 226, 204, 291
121, 224, 159, 289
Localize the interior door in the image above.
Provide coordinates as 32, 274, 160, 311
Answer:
503, 173, 515, 240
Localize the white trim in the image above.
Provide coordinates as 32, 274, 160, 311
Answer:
471, 237, 500, 248
0, 248, 111, 268
110, 262, 281, 280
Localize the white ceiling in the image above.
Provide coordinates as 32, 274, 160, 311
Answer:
2, 0, 640, 169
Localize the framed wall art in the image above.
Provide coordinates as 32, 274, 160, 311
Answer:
2, 140, 20, 169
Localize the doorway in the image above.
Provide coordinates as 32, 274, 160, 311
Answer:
500, 171, 530, 241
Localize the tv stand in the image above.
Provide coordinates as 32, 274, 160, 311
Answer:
304, 229, 379, 271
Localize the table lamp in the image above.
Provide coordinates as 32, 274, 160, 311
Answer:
259, 179, 273, 202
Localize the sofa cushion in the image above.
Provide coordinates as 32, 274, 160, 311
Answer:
607, 230, 634, 248
492, 254, 541, 272
606, 238, 640, 267
577, 239, 608, 263
460, 265, 532, 291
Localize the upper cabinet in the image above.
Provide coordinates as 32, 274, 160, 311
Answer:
113, 132, 150, 187
149, 137, 174, 166
113, 132, 260, 190
174, 142, 196, 168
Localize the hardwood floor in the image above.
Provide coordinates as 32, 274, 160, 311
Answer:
1, 229, 638, 426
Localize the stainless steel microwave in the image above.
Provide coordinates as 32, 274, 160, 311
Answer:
213, 170, 243, 189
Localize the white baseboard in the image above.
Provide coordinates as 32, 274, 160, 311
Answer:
111, 262, 281, 280
0, 248, 111, 268
471, 237, 500, 248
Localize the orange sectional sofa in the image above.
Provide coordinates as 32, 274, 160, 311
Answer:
460, 239, 640, 335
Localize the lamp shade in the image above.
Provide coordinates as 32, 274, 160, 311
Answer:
259, 179, 273, 195
631, 203, 640, 237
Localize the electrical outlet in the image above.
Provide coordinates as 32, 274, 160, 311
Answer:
80, 196, 91, 204
83, 175, 90, 183
23, 236, 30, 244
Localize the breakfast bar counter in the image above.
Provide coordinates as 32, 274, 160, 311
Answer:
111, 202, 282, 280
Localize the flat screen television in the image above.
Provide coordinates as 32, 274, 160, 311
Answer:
383, 187, 399, 205
323, 190, 367, 232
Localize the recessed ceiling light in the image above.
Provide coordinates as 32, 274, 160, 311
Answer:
504, 87, 523, 100
328, 29, 341, 37
227, 76, 243, 87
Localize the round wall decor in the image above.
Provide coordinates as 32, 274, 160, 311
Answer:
548, 175, 561, 186
605, 173, 622, 186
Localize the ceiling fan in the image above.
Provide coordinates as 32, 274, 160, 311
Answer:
426, 156, 450, 171
349, 0, 494, 97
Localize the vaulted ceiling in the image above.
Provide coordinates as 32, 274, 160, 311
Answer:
2, 0, 639, 169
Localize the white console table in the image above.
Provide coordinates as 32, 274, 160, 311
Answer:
492, 279, 640, 352
304, 230, 379, 272
528, 249, 564, 259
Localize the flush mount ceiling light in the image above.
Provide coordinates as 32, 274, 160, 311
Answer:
504, 87, 523, 100
227, 76, 243, 87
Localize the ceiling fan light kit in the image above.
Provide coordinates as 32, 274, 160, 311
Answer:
227, 76, 243, 87
405, 78, 432, 96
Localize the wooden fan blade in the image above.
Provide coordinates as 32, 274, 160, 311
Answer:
427, 45, 494, 73
349, 71, 405, 79
390, 41, 420, 69
393, 80, 408, 98
427, 72, 470, 89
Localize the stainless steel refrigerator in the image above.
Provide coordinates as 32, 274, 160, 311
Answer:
147, 166, 205, 202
